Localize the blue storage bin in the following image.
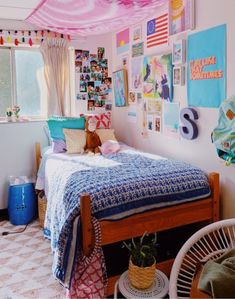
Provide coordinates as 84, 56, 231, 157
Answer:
8, 183, 36, 225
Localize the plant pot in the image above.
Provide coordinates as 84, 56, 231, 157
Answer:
128, 257, 156, 289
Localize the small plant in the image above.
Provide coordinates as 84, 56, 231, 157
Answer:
123, 232, 158, 267
6, 107, 13, 117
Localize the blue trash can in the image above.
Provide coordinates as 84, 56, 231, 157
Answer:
8, 183, 37, 225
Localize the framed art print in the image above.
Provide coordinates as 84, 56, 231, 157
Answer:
132, 25, 142, 43
172, 39, 186, 65
113, 69, 128, 107
170, 0, 195, 35
173, 66, 185, 86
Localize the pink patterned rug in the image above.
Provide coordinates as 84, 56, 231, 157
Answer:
0, 220, 66, 299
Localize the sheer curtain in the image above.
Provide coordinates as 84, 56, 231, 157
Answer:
40, 38, 70, 116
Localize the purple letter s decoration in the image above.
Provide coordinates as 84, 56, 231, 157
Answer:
180, 108, 199, 140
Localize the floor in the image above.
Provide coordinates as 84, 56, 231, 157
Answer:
0, 220, 66, 299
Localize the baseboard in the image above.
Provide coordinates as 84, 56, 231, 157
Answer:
0, 209, 8, 221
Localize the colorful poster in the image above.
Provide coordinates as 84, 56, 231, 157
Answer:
113, 69, 128, 107
187, 24, 226, 107
170, 0, 194, 35
132, 42, 144, 57
116, 28, 130, 55
143, 54, 172, 101
146, 10, 169, 48
131, 57, 142, 90
163, 102, 180, 138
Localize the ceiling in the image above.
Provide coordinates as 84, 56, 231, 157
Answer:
0, 0, 167, 36
0, 0, 42, 29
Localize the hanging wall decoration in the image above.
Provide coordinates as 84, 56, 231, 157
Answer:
173, 66, 185, 86
0, 29, 70, 46
74, 47, 111, 111
116, 28, 130, 55
187, 24, 226, 108
146, 9, 169, 49
132, 42, 144, 57
132, 25, 142, 43
163, 102, 180, 139
113, 69, 128, 107
143, 54, 172, 101
131, 56, 142, 90
172, 39, 186, 65
170, 0, 195, 35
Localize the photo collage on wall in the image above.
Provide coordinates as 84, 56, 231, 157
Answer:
75, 47, 112, 111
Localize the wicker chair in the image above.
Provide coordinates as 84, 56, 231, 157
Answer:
169, 218, 235, 298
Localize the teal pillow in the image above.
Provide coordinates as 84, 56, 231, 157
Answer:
47, 116, 85, 140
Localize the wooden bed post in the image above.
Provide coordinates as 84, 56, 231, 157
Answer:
208, 172, 220, 222
80, 193, 93, 257
35, 142, 41, 172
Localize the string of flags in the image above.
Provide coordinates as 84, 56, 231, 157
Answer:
0, 30, 71, 46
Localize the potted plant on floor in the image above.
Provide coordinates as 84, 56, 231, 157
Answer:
123, 232, 158, 289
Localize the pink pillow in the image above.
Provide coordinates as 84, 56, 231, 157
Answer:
99, 140, 120, 155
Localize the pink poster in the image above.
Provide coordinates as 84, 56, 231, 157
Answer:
116, 28, 130, 55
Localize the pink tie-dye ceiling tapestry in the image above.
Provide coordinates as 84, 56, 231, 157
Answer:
27, 0, 167, 37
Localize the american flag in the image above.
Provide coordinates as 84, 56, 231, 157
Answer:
147, 12, 169, 48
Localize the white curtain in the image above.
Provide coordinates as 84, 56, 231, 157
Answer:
40, 38, 70, 116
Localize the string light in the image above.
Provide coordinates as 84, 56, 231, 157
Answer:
0, 29, 70, 46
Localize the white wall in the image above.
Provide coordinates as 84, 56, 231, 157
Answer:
0, 33, 112, 210
0, 121, 47, 209
112, 0, 235, 219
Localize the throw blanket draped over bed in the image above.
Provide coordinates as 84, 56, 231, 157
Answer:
39, 148, 211, 289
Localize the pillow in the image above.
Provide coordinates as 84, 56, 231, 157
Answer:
47, 116, 85, 140
96, 128, 117, 143
81, 112, 111, 129
52, 139, 66, 153
63, 129, 86, 154
99, 140, 120, 155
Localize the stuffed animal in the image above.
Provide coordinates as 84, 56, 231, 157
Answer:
84, 117, 101, 154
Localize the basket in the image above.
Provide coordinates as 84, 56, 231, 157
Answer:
38, 190, 47, 228
128, 258, 156, 289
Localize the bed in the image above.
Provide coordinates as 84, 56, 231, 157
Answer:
35, 142, 220, 296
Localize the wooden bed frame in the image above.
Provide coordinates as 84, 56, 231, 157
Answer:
35, 143, 220, 296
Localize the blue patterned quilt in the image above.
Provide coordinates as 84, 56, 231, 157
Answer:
40, 148, 211, 288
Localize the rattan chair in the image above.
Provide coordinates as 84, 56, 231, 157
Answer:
169, 218, 235, 298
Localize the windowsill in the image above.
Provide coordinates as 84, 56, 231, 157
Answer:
0, 118, 46, 124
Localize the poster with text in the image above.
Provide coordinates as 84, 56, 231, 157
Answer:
187, 24, 226, 107
143, 54, 172, 101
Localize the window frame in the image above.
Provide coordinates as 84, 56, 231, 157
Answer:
0, 46, 47, 120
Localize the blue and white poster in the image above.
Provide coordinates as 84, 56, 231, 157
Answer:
187, 24, 226, 108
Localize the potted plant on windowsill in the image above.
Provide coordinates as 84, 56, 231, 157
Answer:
123, 232, 158, 289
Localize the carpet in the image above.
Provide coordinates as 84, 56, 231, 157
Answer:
0, 220, 66, 299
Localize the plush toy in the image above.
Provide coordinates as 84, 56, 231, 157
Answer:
84, 117, 101, 154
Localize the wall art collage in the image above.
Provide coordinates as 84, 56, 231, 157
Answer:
75, 47, 112, 111
114, 0, 226, 140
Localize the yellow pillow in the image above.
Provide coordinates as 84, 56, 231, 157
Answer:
63, 129, 86, 154
96, 129, 117, 143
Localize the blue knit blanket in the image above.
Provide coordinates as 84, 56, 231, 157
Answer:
42, 149, 210, 288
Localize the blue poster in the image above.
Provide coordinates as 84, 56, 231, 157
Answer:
187, 24, 226, 107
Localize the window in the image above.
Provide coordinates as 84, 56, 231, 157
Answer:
0, 47, 47, 118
